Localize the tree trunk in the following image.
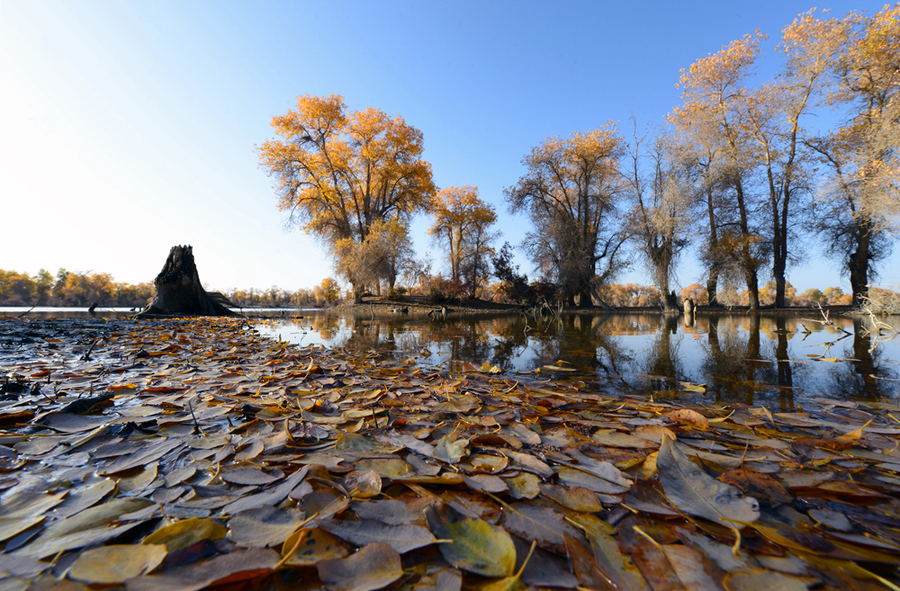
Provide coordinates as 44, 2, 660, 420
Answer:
137, 245, 236, 317
734, 177, 760, 311
849, 226, 871, 307
706, 187, 720, 307
706, 275, 719, 307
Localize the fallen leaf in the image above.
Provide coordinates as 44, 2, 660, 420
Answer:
281, 527, 348, 566
425, 503, 516, 577
125, 548, 279, 591
228, 506, 307, 548
69, 544, 167, 584
315, 542, 403, 591
141, 518, 227, 552
318, 518, 436, 553
657, 436, 759, 525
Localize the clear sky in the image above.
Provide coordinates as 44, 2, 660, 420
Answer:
1, 0, 896, 295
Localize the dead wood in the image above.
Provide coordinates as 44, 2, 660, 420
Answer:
136, 245, 237, 317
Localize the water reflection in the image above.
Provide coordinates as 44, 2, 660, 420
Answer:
261, 312, 900, 406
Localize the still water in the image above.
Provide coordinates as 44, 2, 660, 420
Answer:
257, 312, 900, 410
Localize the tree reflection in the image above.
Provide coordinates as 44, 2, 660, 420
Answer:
639, 314, 682, 394
826, 317, 899, 401
266, 311, 899, 403
774, 316, 795, 410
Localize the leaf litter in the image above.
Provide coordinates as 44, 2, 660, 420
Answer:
0, 316, 899, 590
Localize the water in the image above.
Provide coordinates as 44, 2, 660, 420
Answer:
256, 311, 900, 410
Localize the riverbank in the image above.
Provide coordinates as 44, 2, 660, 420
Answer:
0, 316, 898, 589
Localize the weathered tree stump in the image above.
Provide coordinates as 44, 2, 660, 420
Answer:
137, 245, 237, 317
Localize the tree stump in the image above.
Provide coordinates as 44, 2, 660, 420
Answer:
137, 245, 237, 317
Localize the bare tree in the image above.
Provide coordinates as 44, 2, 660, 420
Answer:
624, 121, 695, 311
506, 126, 628, 307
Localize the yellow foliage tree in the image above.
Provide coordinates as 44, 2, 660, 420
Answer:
802, 5, 900, 305
429, 186, 497, 299
671, 32, 768, 310
257, 95, 436, 301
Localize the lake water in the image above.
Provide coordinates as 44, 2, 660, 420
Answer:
4, 307, 897, 409
256, 311, 900, 410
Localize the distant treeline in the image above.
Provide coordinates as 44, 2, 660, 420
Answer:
0, 269, 154, 308
5, 267, 893, 310
0, 269, 340, 308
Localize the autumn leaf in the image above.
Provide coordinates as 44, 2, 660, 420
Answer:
657, 436, 760, 525
315, 543, 403, 591
69, 544, 167, 584
425, 503, 516, 577
142, 518, 227, 552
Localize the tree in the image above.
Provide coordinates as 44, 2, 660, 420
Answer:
680, 283, 709, 306
317, 278, 341, 306
803, 5, 900, 305
492, 242, 530, 303
505, 125, 627, 307
334, 217, 414, 295
429, 186, 498, 299
257, 94, 436, 302
671, 32, 769, 310
624, 122, 694, 311
760, 280, 796, 305
743, 9, 847, 307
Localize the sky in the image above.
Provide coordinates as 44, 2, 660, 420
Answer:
1, 0, 897, 295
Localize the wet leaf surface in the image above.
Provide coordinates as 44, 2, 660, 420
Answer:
69, 543, 168, 584
315, 542, 402, 591
0, 316, 898, 590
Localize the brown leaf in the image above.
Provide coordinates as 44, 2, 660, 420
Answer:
281, 527, 348, 566
664, 409, 710, 429
501, 503, 577, 552
657, 436, 759, 524
318, 518, 436, 553
69, 544, 167, 584
125, 548, 279, 591
564, 532, 614, 590
219, 467, 280, 486
316, 543, 403, 591
228, 506, 307, 548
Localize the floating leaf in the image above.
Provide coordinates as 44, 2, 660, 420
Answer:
501, 503, 576, 552
342, 470, 382, 498
664, 408, 710, 429
335, 432, 400, 455
556, 466, 630, 495
569, 513, 652, 591
591, 429, 657, 449
0, 491, 66, 519
69, 544, 167, 584
463, 474, 508, 493
723, 569, 815, 591
505, 472, 541, 499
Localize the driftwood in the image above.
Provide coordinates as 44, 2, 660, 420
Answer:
137, 245, 237, 317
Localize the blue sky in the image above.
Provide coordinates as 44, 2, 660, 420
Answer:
1, 0, 896, 295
